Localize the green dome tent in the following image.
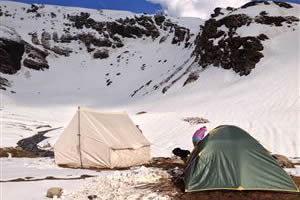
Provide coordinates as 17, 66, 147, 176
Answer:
184, 125, 299, 193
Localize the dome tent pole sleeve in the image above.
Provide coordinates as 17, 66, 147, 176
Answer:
78, 106, 83, 168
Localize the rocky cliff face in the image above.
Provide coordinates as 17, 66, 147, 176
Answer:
191, 1, 299, 77
0, 38, 25, 74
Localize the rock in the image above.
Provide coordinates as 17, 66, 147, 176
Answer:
23, 42, 49, 70
255, 15, 299, 26
183, 72, 199, 86
274, 1, 293, 9
154, 14, 165, 26
219, 14, 252, 29
0, 76, 10, 90
26, 4, 39, 13
31, 32, 40, 45
87, 195, 97, 200
0, 38, 25, 74
172, 25, 190, 45
183, 117, 210, 125
60, 34, 78, 43
46, 187, 63, 198
23, 58, 48, 70
211, 7, 223, 18
93, 49, 109, 59
193, 13, 265, 76
241, 1, 270, 9
272, 154, 295, 168
257, 33, 269, 41
68, 13, 161, 40
159, 35, 168, 43
52, 32, 59, 42
79, 33, 112, 48
50, 12, 56, 18
51, 46, 72, 56
41, 31, 51, 49
260, 11, 268, 16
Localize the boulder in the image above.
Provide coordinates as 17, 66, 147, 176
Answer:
46, 187, 63, 198
51, 46, 71, 56
93, 49, 109, 59
52, 32, 59, 42
31, 32, 40, 45
154, 14, 165, 26
172, 25, 190, 45
41, 31, 51, 49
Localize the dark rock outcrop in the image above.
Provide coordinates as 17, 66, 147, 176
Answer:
241, 1, 270, 9
30, 32, 40, 45
0, 76, 10, 90
0, 38, 25, 74
255, 16, 299, 26
172, 25, 190, 45
41, 31, 51, 49
154, 14, 166, 26
274, 1, 293, 9
23, 42, 49, 70
211, 7, 224, 18
67, 13, 190, 47
52, 32, 59, 42
79, 33, 112, 49
51, 46, 72, 56
193, 14, 264, 76
257, 33, 269, 41
93, 49, 109, 59
26, 4, 39, 13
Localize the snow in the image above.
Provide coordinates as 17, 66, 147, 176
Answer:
0, 25, 22, 42
1, 157, 169, 200
61, 167, 169, 200
1, 157, 100, 180
0, 1, 299, 199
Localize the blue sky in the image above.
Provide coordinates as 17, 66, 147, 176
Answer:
3, 0, 162, 14
2, 0, 300, 17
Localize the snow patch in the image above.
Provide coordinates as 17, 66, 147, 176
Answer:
61, 167, 170, 200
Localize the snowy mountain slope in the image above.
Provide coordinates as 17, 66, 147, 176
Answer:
0, 1, 299, 158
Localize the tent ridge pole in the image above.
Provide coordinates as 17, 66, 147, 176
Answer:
78, 106, 83, 168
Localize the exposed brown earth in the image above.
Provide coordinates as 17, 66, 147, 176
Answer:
0, 147, 36, 158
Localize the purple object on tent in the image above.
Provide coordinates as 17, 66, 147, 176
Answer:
192, 126, 207, 146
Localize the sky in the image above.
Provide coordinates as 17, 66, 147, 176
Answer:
2, 0, 300, 19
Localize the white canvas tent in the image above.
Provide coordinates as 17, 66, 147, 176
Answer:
54, 108, 151, 169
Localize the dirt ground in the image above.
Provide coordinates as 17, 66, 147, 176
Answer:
146, 157, 300, 200
0, 147, 36, 158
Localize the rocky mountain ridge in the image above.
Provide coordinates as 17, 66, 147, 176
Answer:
0, 1, 299, 96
